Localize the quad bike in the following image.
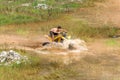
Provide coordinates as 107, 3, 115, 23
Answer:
42, 32, 87, 51
42, 32, 70, 46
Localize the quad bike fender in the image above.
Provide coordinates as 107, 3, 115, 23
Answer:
44, 35, 53, 42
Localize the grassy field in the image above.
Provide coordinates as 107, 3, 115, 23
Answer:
0, 14, 119, 40
0, 0, 105, 25
0, 0, 120, 80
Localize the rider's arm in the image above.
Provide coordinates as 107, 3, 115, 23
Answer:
50, 31, 54, 41
61, 29, 67, 33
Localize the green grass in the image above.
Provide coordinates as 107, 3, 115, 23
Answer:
65, 22, 118, 38
0, 14, 39, 25
62, 2, 81, 9
105, 39, 120, 47
16, 28, 29, 35
0, 0, 105, 26
0, 15, 118, 39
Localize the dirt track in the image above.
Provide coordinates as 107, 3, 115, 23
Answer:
0, 34, 119, 55
0, 35, 47, 49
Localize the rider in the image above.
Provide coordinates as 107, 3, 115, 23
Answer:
49, 26, 67, 42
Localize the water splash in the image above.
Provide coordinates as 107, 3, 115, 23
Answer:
63, 39, 88, 53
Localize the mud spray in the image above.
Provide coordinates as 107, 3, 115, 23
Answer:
41, 39, 88, 55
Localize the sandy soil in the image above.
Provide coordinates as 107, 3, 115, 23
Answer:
99, 0, 120, 27
76, 0, 120, 27
0, 34, 47, 49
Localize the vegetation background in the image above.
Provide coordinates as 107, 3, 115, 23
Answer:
0, 0, 120, 80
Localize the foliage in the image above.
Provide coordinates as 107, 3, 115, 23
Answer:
0, 14, 39, 25
0, 0, 105, 25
